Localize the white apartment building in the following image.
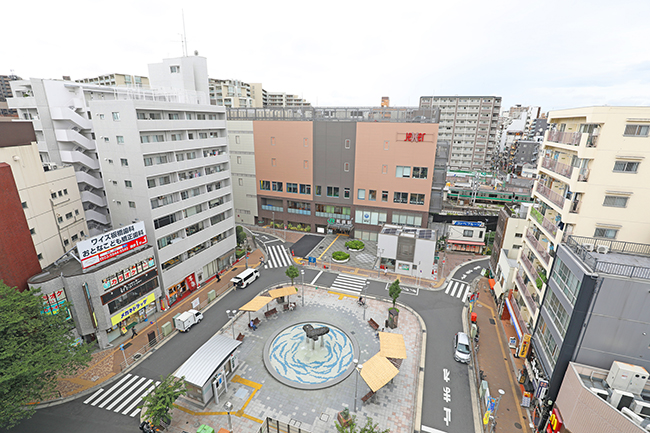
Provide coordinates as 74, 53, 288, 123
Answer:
227, 120, 258, 226
513, 106, 650, 332
250, 83, 267, 107
209, 79, 253, 108
75, 73, 149, 88
419, 96, 501, 171
266, 91, 310, 107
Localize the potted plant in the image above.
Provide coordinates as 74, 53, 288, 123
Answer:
345, 240, 365, 251
332, 251, 350, 263
337, 407, 352, 428
387, 279, 402, 329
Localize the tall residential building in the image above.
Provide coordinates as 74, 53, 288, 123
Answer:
75, 73, 149, 88
419, 96, 501, 171
250, 83, 267, 107
208, 79, 253, 108
0, 74, 20, 117
226, 106, 438, 248
266, 92, 310, 107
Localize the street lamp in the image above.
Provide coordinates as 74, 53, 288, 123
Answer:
489, 389, 506, 433
272, 211, 275, 235
363, 282, 369, 321
377, 248, 384, 278
226, 310, 236, 340
300, 269, 305, 307
353, 359, 360, 412
224, 401, 234, 432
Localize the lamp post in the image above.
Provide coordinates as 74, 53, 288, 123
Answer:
353, 359, 360, 412
226, 310, 236, 340
489, 389, 506, 433
363, 282, 369, 321
224, 401, 234, 432
300, 269, 305, 307
272, 211, 275, 235
378, 248, 384, 278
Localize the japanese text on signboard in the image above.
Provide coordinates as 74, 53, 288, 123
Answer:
77, 221, 147, 269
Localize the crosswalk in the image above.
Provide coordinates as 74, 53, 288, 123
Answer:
445, 280, 472, 302
264, 244, 293, 269
83, 374, 160, 418
330, 274, 368, 293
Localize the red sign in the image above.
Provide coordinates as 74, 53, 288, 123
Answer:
546, 408, 563, 433
404, 132, 426, 142
185, 273, 197, 291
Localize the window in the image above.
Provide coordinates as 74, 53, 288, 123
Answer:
546, 290, 570, 338
159, 176, 171, 186
393, 192, 408, 203
235, 135, 240, 144
186, 152, 196, 160
344, 188, 350, 199
594, 227, 618, 239
624, 124, 649, 136
316, 186, 322, 196
382, 165, 388, 174
272, 181, 283, 192
537, 316, 560, 369
124, 180, 132, 188
168, 113, 179, 120
170, 65, 180, 73
98, 114, 104, 120
63, 239, 69, 246
112, 181, 117, 185
382, 191, 388, 202
147, 179, 156, 188
71, 234, 78, 241
103, 137, 109, 143
121, 158, 128, 167
551, 258, 581, 306
463, 230, 473, 237
603, 195, 629, 208
368, 190, 376, 201
171, 133, 181, 141
304, 160, 309, 169
384, 140, 389, 150
344, 162, 350, 172
409, 193, 425, 205
287, 183, 298, 193
613, 161, 639, 173
345, 139, 351, 149
327, 186, 340, 198
22, 201, 28, 209
260, 180, 271, 191
154, 214, 177, 229
272, 158, 276, 166
396, 166, 411, 178
412, 167, 428, 179
199, 132, 208, 139
391, 212, 422, 226
188, 133, 194, 140
129, 201, 136, 208
30, 228, 35, 235
112, 112, 120, 121
514, 233, 523, 238
358, 189, 366, 200
237, 156, 242, 164
37, 253, 43, 260
116, 201, 121, 205
300, 184, 311, 194
116, 135, 124, 144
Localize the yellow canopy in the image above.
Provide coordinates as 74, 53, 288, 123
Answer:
268, 286, 298, 299
379, 332, 407, 359
359, 353, 399, 393
239, 296, 273, 312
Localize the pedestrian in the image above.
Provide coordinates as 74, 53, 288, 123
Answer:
216, 273, 221, 282
250, 319, 257, 331
131, 326, 138, 339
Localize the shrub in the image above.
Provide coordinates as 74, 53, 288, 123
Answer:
236, 248, 246, 259
332, 251, 350, 261
345, 240, 365, 250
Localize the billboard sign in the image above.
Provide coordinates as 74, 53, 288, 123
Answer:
77, 221, 148, 269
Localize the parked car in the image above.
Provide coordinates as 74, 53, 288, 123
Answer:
174, 309, 203, 332
454, 332, 471, 363
230, 268, 260, 289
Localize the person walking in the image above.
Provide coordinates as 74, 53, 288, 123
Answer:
131, 326, 138, 339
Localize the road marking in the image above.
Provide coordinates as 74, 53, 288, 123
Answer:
310, 270, 323, 285
105, 376, 147, 410
120, 381, 159, 416
457, 284, 469, 299
449, 282, 459, 297
473, 265, 481, 270
331, 274, 367, 293
421, 425, 447, 433
98, 375, 140, 408
90, 374, 132, 406
113, 378, 152, 413
83, 388, 104, 405
460, 285, 471, 302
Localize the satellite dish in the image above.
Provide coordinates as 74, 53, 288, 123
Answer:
194, 50, 199, 56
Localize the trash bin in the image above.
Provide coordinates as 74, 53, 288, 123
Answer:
470, 312, 477, 323
196, 425, 215, 433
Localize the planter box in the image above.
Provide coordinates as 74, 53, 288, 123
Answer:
348, 247, 364, 252
337, 412, 352, 427
332, 257, 350, 264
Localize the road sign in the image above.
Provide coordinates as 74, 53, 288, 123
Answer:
308, 256, 316, 264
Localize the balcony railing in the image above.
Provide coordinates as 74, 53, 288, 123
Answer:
520, 253, 541, 283
525, 229, 550, 265
578, 168, 590, 182
566, 236, 650, 280
541, 157, 574, 178
547, 130, 582, 146
515, 272, 538, 315
535, 182, 566, 208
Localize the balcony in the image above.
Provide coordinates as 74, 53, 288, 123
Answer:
577, 167, 590, 182
530, 207, 558, 238
547, 130, 581, 146
541, 157, 573, 178
525, 229, 550, 265
521, 253, 541, 283
535, 182, 565, 208
515, 272, 538, 316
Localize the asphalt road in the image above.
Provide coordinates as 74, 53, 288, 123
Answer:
5, 244, 489, 433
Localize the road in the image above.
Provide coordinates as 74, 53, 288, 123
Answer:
5, 235, 488, 433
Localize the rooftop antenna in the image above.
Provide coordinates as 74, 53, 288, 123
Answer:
181, 10, 188, 57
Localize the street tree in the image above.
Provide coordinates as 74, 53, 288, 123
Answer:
285, 265, 299, 285
0, 282, 91, 429
139, 374, 187, 428
336, 415, 390, 433
388, 279, 402, 308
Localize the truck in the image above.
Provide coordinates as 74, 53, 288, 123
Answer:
174, 309, 203, 332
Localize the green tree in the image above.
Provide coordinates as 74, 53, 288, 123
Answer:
388, 279, 402, 308
285, 265, 300, 285
0, 282, 91, 429
236, 225, 246, 246
336, 415, 390, 433
139, 374, 187, 427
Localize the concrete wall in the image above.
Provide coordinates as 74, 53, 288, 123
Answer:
228, 120, 257, 225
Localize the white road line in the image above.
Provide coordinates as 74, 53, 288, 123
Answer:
331, 274, 367, 292
460, 285, 471, 302
107, 377, 148, 411
83, 388, 104, 405
123, 381, 160, 416
114, 379, 153, 413
279, 247, 291, 267
130, 408, 142, 417
457, 284, 469, 299
98, 375, 140, 409
268, 246, 280, 267
310, 270, 323, 285
90, 374, 132, 406
421, 425, 447, 433
449, 282, 459, 297
445, 282, 453, 295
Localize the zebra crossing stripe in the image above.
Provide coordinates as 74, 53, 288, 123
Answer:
461, 286, 471, 302
278, 247, 291, 267
457, 284, 469, 299
107, 376, 148, 411
123, 381, 160, 416
115, 379, 153, 413
98, 375, 140, 409
331, 274, 367, 292
449, 282, 459, 297
90, 374, 132, 406
83, 388, 104, 405
445, 281, 453, 295
268, 247, 280, 267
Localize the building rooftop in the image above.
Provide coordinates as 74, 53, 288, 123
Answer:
380, 224, 435, 240
226, 106, 439, 123
567, 236, 650, 280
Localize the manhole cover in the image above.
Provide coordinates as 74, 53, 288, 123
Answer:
514, 422, 522, 429
320, 413, 330, 422
489, 318, 496, 325
134, 353, 142, 360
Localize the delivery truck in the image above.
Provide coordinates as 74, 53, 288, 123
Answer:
174, 309, 203, 332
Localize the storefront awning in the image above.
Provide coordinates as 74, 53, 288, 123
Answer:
379, 332, 407, 359
488, 279, 496, 289
447, 240, 485, 246
327, 222, 353, 231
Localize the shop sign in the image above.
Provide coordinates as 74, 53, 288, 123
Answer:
535, 379, 549, 400
399, 263, 410, 271
101, 269, 158, 305
102, 256, 155, 291
546, 408, 563, 433
185, 273, 198, 291
41, 289, 71, 319
404, 132, 426, 142
452, 221, 484, 227
519, 333, 531, 358
78, 221, 148, 269
110, 292, 155, 326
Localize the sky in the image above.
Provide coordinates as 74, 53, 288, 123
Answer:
4, 0, 650, 113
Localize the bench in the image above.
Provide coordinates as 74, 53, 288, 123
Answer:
248, 318, 260, 329
283, 302, 296, 311
264, 308, 278, 319
368, 318, 380, 331
236, 333, 245, 341
361, 391, 376, 403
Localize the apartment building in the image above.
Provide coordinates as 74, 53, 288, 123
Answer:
419, 96, 501, 171
0, 74, 20, 117
209, 78, 253, 108
490, 204, 529, 298
250, 83, 267, 107
266, 91, 310, 107
227, 107, 438, 240
75, 73, 149, 88
0, 122, 88, 268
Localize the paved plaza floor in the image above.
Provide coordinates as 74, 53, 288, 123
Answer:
169, 286, 424, 433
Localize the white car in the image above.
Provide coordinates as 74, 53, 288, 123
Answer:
454, 332, 471, 364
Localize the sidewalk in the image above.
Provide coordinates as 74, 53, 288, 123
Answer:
470, 277, 534, 433
50, 249, 264, 403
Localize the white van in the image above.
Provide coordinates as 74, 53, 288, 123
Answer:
230, 268, 260, 289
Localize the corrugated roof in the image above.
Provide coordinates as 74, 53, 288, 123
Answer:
239, 295, 273, 311
174, 334, 241, 386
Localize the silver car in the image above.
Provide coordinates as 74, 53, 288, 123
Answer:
454, 332, 471, 364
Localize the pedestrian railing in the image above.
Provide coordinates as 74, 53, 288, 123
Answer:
119, 333, 166, 371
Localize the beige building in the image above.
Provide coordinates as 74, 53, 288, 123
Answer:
209, 78, 253, 108
227, 120, 258, 225
514, 106, 650, 331
0, 122, 88, 268
266, 91, 310, 107
75, 73, 149, 88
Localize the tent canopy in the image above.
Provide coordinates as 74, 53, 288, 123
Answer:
379, 332, 407, 359
240, 295, 272, 312
268, 287, 298, 299
360, 353, 399, 392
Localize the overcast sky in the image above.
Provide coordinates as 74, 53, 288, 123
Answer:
4, 0, 650, 113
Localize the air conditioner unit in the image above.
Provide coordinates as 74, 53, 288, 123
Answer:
597, 245, 610, 254
590, 387, 609, 401
622, 407, 645, 427
632, 400, 650, 416
607, 361, 649, 395
582, 243, 595, 252
609, 389, 635, 411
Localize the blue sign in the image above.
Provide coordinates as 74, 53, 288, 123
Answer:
487, 396, 496, 412
308, 256, 316, 264
452, 221, 484, 227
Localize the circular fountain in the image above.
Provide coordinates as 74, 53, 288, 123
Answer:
263, 321, 359, 390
